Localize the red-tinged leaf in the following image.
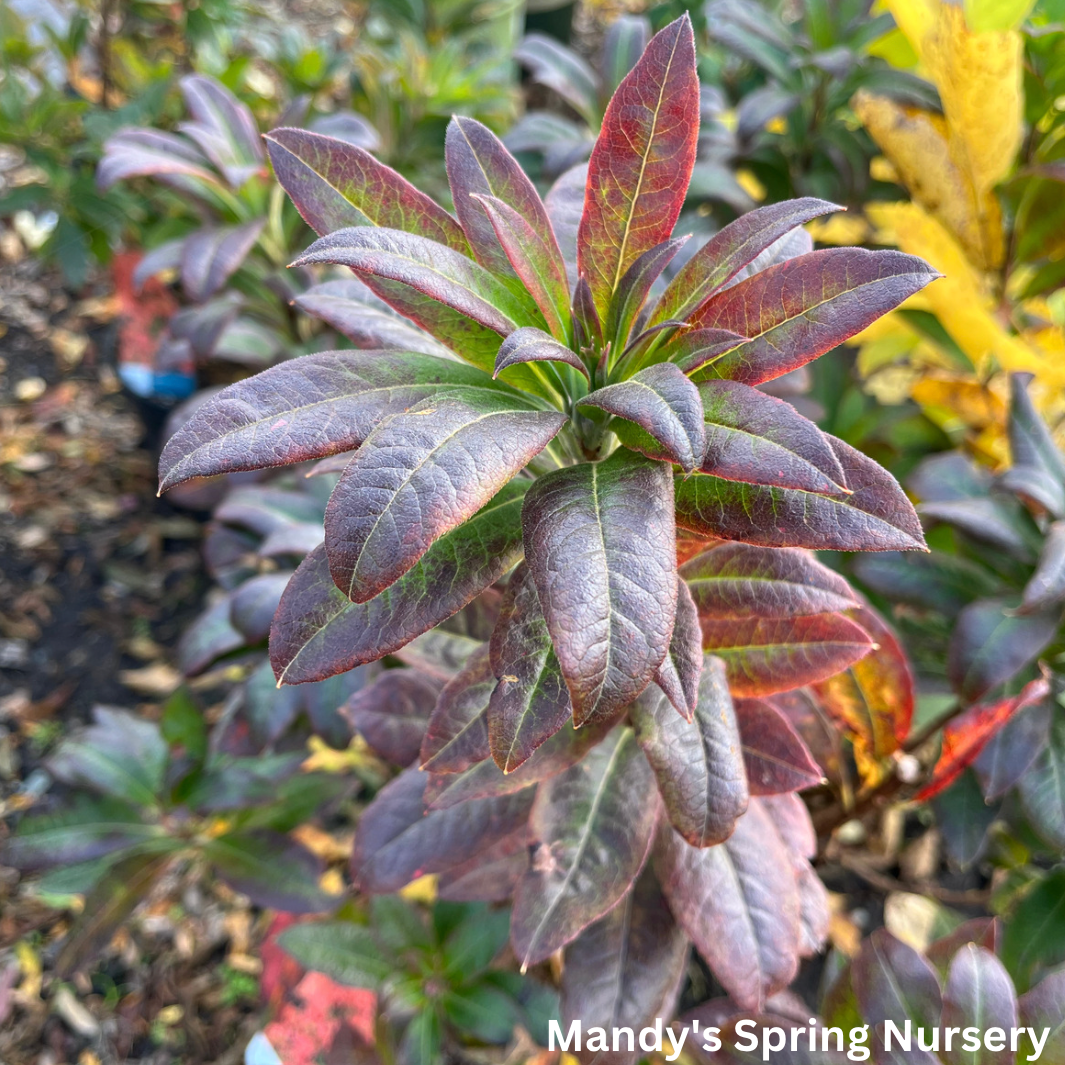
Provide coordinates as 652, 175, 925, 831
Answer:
1019, 521, 1065, 614
424, 714, 621, 810
351, 766, 534, 893
394, 628, 482, 680
579, 363, 705, 472
436, 825, 531, 902
324, 395, 564, 602
515, 35, 599, 127
97, 128, 217, 190
270, 482, 527, 684
675, 435, 927, 551
681, 542, 857, 620
947, 599, 1058, 703
511, 727, 658, 966
341, 670, 441, 766
545, 163, 587, 292
734, 698, 822, 795
656, 798, 802, 1009
293, 280, 452, 358
650, 197, 841, 327
852, 930, 943, 1039
688, 249, 940, 386
769, 689, 845, 787
495, 326, 590, 381
487, 565, 572, 773
631, 655, 748, 847
522, 449, 677, 724
760, 791, 817, 860
701, 613, 874, 698
265, 128, 467, 249
668, 327, 749, 375
926, 918, 1000, 975
975, 697, 1052, 800
472, 194, 572, 341
577, 15, 700, 318
418, 646, 494, 775
606, 237, 688, 351
811, 602, 914, 775
941, 946, 1017, 1065
653, 576, 702, 720
180, 220, 263, 303
1002, 373, 1065, 518
916, 677, 1051, 801
573, 275, 604, 350
560, 865, 689, 1061
698, 380, 848, 494
292, 228, 542, 380
158, 351, 514, 492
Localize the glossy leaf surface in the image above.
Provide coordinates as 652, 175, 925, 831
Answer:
511, 728, 658, 966
577, 16, 699, 318
631, 656, 748, 847
522, 449, 677, 724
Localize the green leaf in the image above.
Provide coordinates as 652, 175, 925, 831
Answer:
1002, 869, 1065, 989
276, 922, 392, 989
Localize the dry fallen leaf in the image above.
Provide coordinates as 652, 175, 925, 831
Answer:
119, 662, 181, 696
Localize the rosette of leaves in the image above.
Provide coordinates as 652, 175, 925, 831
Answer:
277, 898, 558, 1064
683, 920, 1065, 1064
856, 375, 1065, 863
2, 697, 344, 976
97, 74, 381, 387
157, 15, 936, 1025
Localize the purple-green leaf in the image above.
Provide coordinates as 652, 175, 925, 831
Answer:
180, 220, 264, 303
561, 865, 689, 1058
688, 249, 940, 385
180, 75, 264, 184
680, 543, 858, 619
495, 326, 590, 381
487, 565, 572, 774
631, 655, 748, 847
270, 482, 527, 684
734, 697, 823, 795
699, 380, 849, 494
511, 727, 658, 966
324, 394, 563, 602
701, 613, 874, 697
342, 670, 441, 766
265, 127, 467, 249
436, 826, 531, 902
853, 930, 943, 1042
653, 576, 703, 720
97, 128, 217, 190
351, 766, 535, 893
158, 351, 515, 492
668, 327, 750, 375
577, 15, 700, 319
1002, 373, 1065, 517
656, 798, 802, 1010
650, 198, 840, 327
522, 449, 677, 724
579, 362, 705, 472
606, 237, 688, 351
676, 436, 927, 551
418, 646, 494, 775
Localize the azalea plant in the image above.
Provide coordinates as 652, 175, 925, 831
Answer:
157, 15, 939, 1026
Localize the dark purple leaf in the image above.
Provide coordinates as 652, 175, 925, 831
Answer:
698, 380, 848, 494
688, 249, 940, 385
495, 326, 590, 381
577, 16, 700, 318
656, 798, 802, 1009
419, 646, 494, 775
270, 482, 526, 684
351, 766, 534, 893
561, 865, 689, 1065
230, 572, 291, 643
852, 930, 942, 1040
579, 362, 705, 472
342, 670, 441, 766
606, 237, 687, 351
511, 727, 658, 966
974, 697, 1052, 800
1018, 711, 1065, 850
675, 436, 927, 551
735, 697, 823, 795
436, 826, 531, 902
653, 576, 702, 720
178, 595, 244, 675
947, 598, 1057, 703
631, 655, 748, 846
681, 543, 857, 620
158, 351, 513, 492
1002, 373, 1065, 517
180, 75, 264, 183
265, 128, 466, 249
180, 220, 264, 303
651, 198, 841, 327
522, 449, 677, 724
487, 565, 572, 773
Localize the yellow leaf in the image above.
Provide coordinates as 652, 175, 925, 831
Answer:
399, 874, 438, 903
870, 155, 900, 183
805, 214, 871, 245
963, 0, 1035, 32
866, 24, 921, 67
911, 374, 1007, 430
734, 168, 766, 202
884, 0, 937, 57
302, 734, 385, 774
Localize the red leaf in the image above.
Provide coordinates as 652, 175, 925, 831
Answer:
916, 676, 1051, 801
577, 15, 700, 318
